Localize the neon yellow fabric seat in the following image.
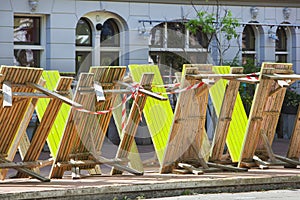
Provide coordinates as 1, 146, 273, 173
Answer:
35, 71, 71, 157
129, 64, 173, 164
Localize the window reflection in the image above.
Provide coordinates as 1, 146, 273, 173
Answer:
76, 51, 92, 73
76, 18, 92, 46
150, 22, 208, 49
242, 25, 255, 51
242, 54, 255, 66
150, 23, 164, 47
14, 16, 41, 67
167, 22, 185, 48
276, 26, 288, 63
14, 17, 40, 45
14, 49, 40, 67
75, 18, 92, 73
101, 19, 120, 47
275, 55, 287, 63
276, 27, 287, 52
242, 25, 256, 65
100, 52, 119, 66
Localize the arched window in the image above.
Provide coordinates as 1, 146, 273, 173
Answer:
76, 18, 92, 46
276, 26, 288, 63
100, 19, 120, 66
101, 19, 120, 47
242, 25, 256, 65
75, 18, 92, 73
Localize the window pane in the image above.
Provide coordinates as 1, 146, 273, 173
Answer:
76, 18, 92, 46
276, 27, 287, 52
242, 25, 255, 51
167, 22, 185, 48
150, 24, 164, 47
100, 52, 119, 66
101, 19, 120, 47
276, 54, 287, 63
149, 51, 207, 73
76, 51, 92, 73
14, 49, 40, 67
14, 17, 40, 45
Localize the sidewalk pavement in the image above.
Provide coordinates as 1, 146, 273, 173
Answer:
0, 138, 300, 200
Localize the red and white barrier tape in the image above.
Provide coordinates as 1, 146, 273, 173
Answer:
74, 107, 112, 115
246, 73, 259, 80
152, 82, 181, 89
121, 94, 127, 130
160, 82, 205, 95
74, 94, 132, 115
74, 81, 205, 115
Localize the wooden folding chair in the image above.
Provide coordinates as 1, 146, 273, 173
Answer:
16, 71, 73, 178
239, 62, 300, 168
160, 64, 212, 174
34, 71, 72, 158
160, 64, 248, 174
50, 67, 142, 179
0, 65, 50, 182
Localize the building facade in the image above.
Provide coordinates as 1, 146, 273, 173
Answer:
1, 0, 300, 140
0, 0, 300, 77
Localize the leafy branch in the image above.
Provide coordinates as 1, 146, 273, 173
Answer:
186, 5, 240, 65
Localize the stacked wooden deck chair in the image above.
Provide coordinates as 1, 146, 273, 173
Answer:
0, 65, 50, 182
160, 64, 248, 174
239, 62, 300, 168
0, 78, 45, 180
286, 105, 300, 167
160, 64, 211, 174
50, 66, 142, 179
15, 71, 73, 178
209, 66, 248, 164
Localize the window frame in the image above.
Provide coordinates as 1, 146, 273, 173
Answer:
13, 15, 45, 68
100, 18, 120, 47
14, 16, 41, 45
75, 17, 93, 74
242, 25, 256, 52
275, 26, 288, 63
242, 25, 257, 65
99, 18, 121, 66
